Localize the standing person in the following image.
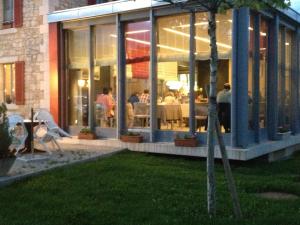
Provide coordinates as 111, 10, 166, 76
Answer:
139, 89, 150, 104
217, 83, 231, 133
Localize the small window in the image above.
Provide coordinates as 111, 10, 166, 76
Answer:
3, 0, 14, 23
0, 63, 16, 104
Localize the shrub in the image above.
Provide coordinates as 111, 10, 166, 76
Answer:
80, 127, 93, 134
0, 103, 12, 158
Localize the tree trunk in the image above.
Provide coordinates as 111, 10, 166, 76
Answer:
215, 119, 242, 218
207, 10, 218, 217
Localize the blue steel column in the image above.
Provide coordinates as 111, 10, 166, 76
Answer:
267, 15, 279, 140
189, 11, 196, 134
117, 14, 126, 137
231, 8, 249, 148
291, 28, 300, 134
150, 10, 157, 142
88, 26, 95, 131
252, 13, 260, 143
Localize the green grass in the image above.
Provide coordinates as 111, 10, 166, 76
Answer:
1, 151, 300, 225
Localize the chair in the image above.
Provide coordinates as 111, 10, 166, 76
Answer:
33, 109, 71, 154
195, 104, 208, 131
8, 114, 28, 156
95, 103, 108, 127
133, 102, 150, 127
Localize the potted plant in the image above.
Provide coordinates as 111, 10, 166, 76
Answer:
278, 125, 291, 140
0, 103, 14, 176
78, 127, 96, 140
120, 132, 143, 143
174, 133, 198, 147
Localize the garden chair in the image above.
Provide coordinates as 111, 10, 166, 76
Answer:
8, 114, 28, 156
33, 109, 71, 154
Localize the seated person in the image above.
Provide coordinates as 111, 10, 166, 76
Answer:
139, 89, 150, 103
128, 92, 139, 108
96, 87, 115, 118
164, 92, 177, 104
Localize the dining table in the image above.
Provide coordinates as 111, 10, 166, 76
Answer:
157, 103, 182, 129
23, 119, 39, 152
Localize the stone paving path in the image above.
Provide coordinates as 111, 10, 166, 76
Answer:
0, 143, 124, 187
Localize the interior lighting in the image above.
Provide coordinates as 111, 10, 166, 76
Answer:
126, 30, 150, 34
163, 28, 232, 49
78, 79, 85, 87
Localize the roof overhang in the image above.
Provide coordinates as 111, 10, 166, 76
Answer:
48, 0, 169, 23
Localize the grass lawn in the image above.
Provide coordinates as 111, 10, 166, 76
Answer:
0, 151, 300, 225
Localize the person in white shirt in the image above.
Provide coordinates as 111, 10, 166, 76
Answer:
217, 83, 231, 133
164, 92, 177, 104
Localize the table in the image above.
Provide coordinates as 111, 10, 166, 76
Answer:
23, 120, 39, 152
157, 104, 182, 129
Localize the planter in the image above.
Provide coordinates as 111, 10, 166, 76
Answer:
174, 138, 198, 147
78, 133, 96, 140
0, 157, 16, 177
278, 131, 291, 140
120, 135, 143, 143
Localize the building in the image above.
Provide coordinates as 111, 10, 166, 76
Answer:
0, 0, 92, 118
20, 0, 300, 160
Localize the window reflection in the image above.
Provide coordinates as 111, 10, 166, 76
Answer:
67, 29, 89, 126
125, 21, 151, 129
94, 24, 117, 128
156, 11, 232, 132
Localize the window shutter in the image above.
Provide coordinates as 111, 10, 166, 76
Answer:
15, 61, 25, 105
87, 0, 97, 5
14, 0, 23, 28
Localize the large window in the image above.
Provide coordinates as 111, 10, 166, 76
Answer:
125, 21, 151, 129
278, 28, 292, 131
248, 15, 254, 129
0, 63, 15, 104
284, 30, 292, 129
3, 0, 14, 23
66, 29, 89, 126
156, 14, 190, 131
259, 18, 268, 128
248, 15, 269, 132
195, 11, 232, 133
94, 24, 117, 128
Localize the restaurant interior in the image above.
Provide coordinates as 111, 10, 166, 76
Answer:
65, 11, 233, 133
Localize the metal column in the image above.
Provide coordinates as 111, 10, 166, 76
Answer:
267, 15, 279, 140
117, 14, 126, 137
88, 25, 95, 131
189, 11, 196, 134
150, 10, 157, 142
231, 8, 250, 148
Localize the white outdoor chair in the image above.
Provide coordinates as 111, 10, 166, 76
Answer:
33, 109, 71, 154
8, 114, 28, 156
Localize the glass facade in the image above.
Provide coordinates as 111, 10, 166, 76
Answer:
60, 6, 298, 145
66, 28, 89, 126
125, 21, 151, 129
94, 24, 117, 128
156, 14, 190, 131
259, 18, 268, 128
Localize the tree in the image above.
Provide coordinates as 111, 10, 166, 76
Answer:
159, 0, 289, 218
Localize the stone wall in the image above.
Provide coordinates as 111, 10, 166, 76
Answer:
0, 0, 88, 118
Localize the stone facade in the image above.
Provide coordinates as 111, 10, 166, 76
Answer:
0, 0, 87, 117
